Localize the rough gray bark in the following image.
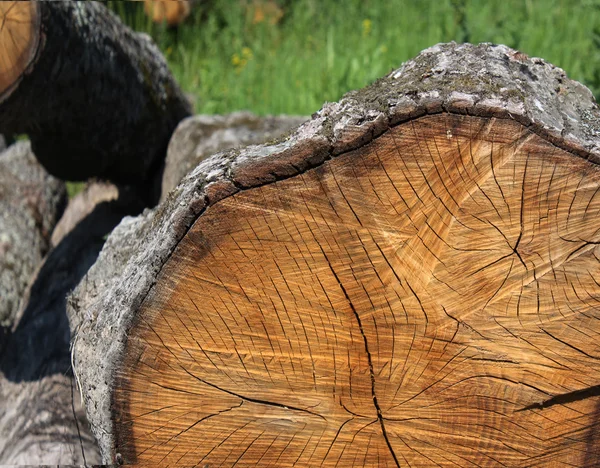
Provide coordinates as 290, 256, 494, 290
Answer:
68, 42, 600, 463
161, 112, 307, 200
0, 182, 145, 464
0, 141, 65, 331
0, 2, 191, 195
0, 375, 99, 465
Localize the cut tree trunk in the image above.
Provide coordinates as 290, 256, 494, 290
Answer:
69, 43, 600, 466
0, 1, 191, 194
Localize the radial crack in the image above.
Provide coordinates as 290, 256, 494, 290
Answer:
516, 384, 600, 412
181, 366, 326, 421
318, 245, 401, 467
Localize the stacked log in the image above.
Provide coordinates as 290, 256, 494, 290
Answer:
0, 1, 189, 463
0, 1, 192, 200
68, 43, 600, 466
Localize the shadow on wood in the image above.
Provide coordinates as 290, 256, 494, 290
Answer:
0, 188, 145, 464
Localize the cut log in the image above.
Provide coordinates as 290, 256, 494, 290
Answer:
69, 43, 600, 466
0, 141, 65, 332
0, 2, 40, 100
0, 2, 191, 193
161, 112, 308, 200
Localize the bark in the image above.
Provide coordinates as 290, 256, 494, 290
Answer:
0, 375, 99, 465
161, 112, 307, 200
69, 43, 600, 464
0, 2, 192, 195
0, 141, 65, 331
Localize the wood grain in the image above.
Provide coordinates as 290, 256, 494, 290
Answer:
113, 113, 600, 466
0, 2, 39, 99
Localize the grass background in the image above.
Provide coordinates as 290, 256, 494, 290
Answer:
107, 0, 600, 117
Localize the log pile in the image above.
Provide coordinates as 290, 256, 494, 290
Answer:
66, 42, 600, 466
0, 4, 309, 462
3, 3, 600, 465
0, 2, 187, 463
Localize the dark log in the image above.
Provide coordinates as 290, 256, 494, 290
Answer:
161, 112, 307, 200
70, 43, 600, 465
0, 2, 192, 195
0, 141, 65, 332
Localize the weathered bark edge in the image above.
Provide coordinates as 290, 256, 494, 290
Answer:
68, 42, 600, 463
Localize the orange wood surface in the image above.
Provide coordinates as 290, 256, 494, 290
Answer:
143, 0, 191, 26
114, 114, 600, 466
0, 2, 39, 99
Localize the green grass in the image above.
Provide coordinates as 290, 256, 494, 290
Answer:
108, 0, 600, 117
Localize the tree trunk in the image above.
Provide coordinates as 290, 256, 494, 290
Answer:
0, 1, 192, 195
69, 42, 600, 466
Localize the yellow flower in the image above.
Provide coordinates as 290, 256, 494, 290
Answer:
232, 47, 252, 73
362, 18, 372, 37
242, 47, 253, 59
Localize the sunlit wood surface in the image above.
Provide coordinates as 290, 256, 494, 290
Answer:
0, 2, 39, 98
114, 114, 600, 466
143, 0, 191, 26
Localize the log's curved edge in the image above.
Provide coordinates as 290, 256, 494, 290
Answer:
0, 2, 42, 105
68, 42, 600, 463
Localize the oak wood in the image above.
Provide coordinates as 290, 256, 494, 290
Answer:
113, 114, 600, 466
69, 43, 600, 464
0, 2, 39, 101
